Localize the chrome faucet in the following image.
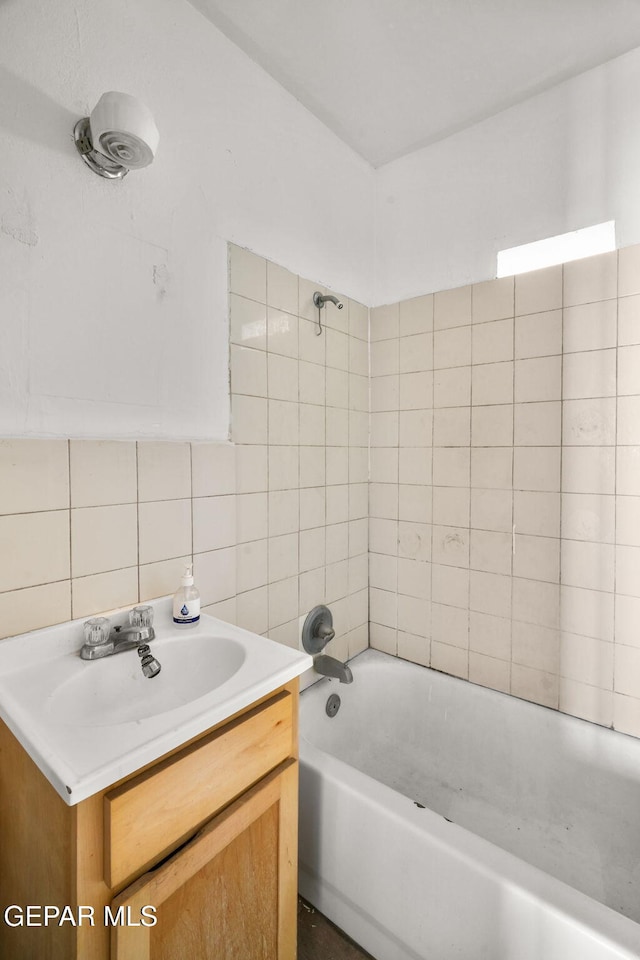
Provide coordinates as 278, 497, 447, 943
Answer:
80, 606, 161, 677
301, 604, 354, 684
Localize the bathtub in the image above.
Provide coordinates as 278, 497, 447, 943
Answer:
298, 650, 640, 960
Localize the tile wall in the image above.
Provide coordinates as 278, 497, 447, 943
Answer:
369, 245, 640, 737
0, 245, 368, 680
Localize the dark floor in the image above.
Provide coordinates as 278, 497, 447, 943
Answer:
297, 898, 375, 960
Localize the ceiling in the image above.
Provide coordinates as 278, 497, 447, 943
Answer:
189, 0, 640, 168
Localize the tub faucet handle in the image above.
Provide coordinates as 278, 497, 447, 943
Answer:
318, 622, 335, 643
302, 605, 335, 655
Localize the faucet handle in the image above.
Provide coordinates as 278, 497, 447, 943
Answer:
83, 617, 111, 646
130, 605, 154, 628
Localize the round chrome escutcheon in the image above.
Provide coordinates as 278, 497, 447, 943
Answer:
325, 693, 341, 718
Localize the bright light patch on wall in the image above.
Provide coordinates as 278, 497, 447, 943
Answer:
496, 221, 616, 278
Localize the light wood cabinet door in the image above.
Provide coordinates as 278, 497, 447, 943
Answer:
110, 759, 298, 960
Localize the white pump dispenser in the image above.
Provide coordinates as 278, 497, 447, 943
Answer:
172, 563, 200, 627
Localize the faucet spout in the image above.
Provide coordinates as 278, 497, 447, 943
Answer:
313, 654, 353, 684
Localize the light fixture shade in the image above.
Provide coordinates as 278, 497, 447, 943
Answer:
88, 92, 159, 170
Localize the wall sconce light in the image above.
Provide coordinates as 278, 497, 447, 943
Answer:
73, 91, 159, 180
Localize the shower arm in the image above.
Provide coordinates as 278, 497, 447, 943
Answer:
312, 291, 344, 336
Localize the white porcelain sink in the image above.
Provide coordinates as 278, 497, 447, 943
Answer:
45, 634, 247, 726
0, 598, 312, 805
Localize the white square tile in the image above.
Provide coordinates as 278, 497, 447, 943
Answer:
513, 491, 560, 538
560, 584, 613, 641
469, 611, 511, 660
298, 317, 326, 365
398, 594, 430, 636
514, 402, 561, 446
266, 260, 298, 314
559, 679, 612, 726
431, 603, 468, 648
191, 443, 236, 497
369, 622, 397, 655
326, 485, 349, 525
371, 339, 399, 377
193, 495, 236, 553
349, 336, 368, 377
349, 410, 369, 447
613, 692, 640, 737
267, 308, 298, 358
137, 442, 191, 502
371, 374, 399, 412
236, 539, 269, 593
0, 440, 66, 516
399, 333, 433, 373
434, 325, 471, 369
617, 496, 640, 546
349, 446, 368, 483
471, 362, 513, 406
561, 539, 613, 592
399, 295, 433, 336
512, 577, 559, 629
269, 490, 300, 537
72, 567, 138, 619
562, 398, 615, 446
326, 367, 349, 408
434, 367, 470, 408
515, 265, 562, 316
235, 585, 268, 634
397, 630, 430, 666
472, 277, 514, 324
511, 663, 558, 709
269, 400, 299, 446
614, 645, 640, 697
470, 488, 513, 532
0, 582, 71, 640
231, 395, 268, 444
299, 486, 326, 529
326, 408, 349, 447
514, 356, 561, 402
431, 640, 468, 678
229, 294, 267, 350
370, 447, 398, 484
268, 353, 298, 402
269, 446, 300, 490
235, 445, 268, 494
326, 328, 350, 371
562, 446, 614, 494
399, 409, 432, 447
326, 559, 349, 602
512, 620, 559, 673
139, 556, 191, 604
470, 448, 513, 489
370, 587, 397, 628
559, 633, 613, 689
349, 517, 368, 557
513, 447, 560, 492
268, 533, 298, 582
618, 396, 640, 445
370, 303, 400, 341
563, 300, 617, 353
431, 563, 468, 607
616, 545, 640, 597
399, 371, 433, 410
138, 499, 191, 566
618, 345, 640, 396
0, 511, 70, 592
70, 440, 136, 508
472, 318, 514, 364
370, 483, 399, 520
268, 576, 298, 629
71, 504, 137, 578
433, 407, 470, 446
617, 447, 640, 494
514, 310, 562, 359
229, 245, 266, 302
398, 447, 432, 485
433, 447, 470, 487
434, 285, 472, 329
299, 526, 326, 572
369, 518, 398, 556
618, 244, 640, 297
615, 594, 640, 648
471, 405, 513, 447
398, 521, 431, 562
349, 373, 368, 413
433, 487, 469, 527
298, 403, 324, 447
513, 535, 559, 583
326, 447, 349, 485
230, 345, 267, 397
469, 570, 511, 618
371, 412, 399, 447
562, 349, 616, 399
397, 558, 430, 599
469, 653, 511, 694
432, 525, 469, 567
236, 492, 268, 543
618, 295, 640, 346
470, 529, 512, 576
563, 250, 617, 306
370, 552, 398, 591
561, 493, 614, 543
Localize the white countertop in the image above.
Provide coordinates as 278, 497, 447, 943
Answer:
0, 599, 311, 805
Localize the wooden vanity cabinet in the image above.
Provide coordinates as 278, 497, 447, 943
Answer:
0, 680, 300, 960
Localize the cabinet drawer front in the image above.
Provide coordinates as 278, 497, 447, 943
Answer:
104, 690, 292, 889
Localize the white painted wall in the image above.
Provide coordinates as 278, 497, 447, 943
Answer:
374, 44, 640, 305
0, 0, 373, 440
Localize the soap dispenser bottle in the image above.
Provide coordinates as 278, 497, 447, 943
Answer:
173, 563, 200, 627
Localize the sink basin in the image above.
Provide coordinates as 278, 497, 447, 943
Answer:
45, 635, 246, 726
0, 597, 312, 805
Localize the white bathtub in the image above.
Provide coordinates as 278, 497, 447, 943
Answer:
298, 650, 640, 960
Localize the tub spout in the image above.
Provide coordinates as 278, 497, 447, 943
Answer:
313, 654, 353, 684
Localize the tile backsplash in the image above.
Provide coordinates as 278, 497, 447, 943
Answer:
0, 245, 369, 682
369, 245, 640, 739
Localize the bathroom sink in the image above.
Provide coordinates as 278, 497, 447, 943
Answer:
45, 635, 247, 726
0, 598, 312, 805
